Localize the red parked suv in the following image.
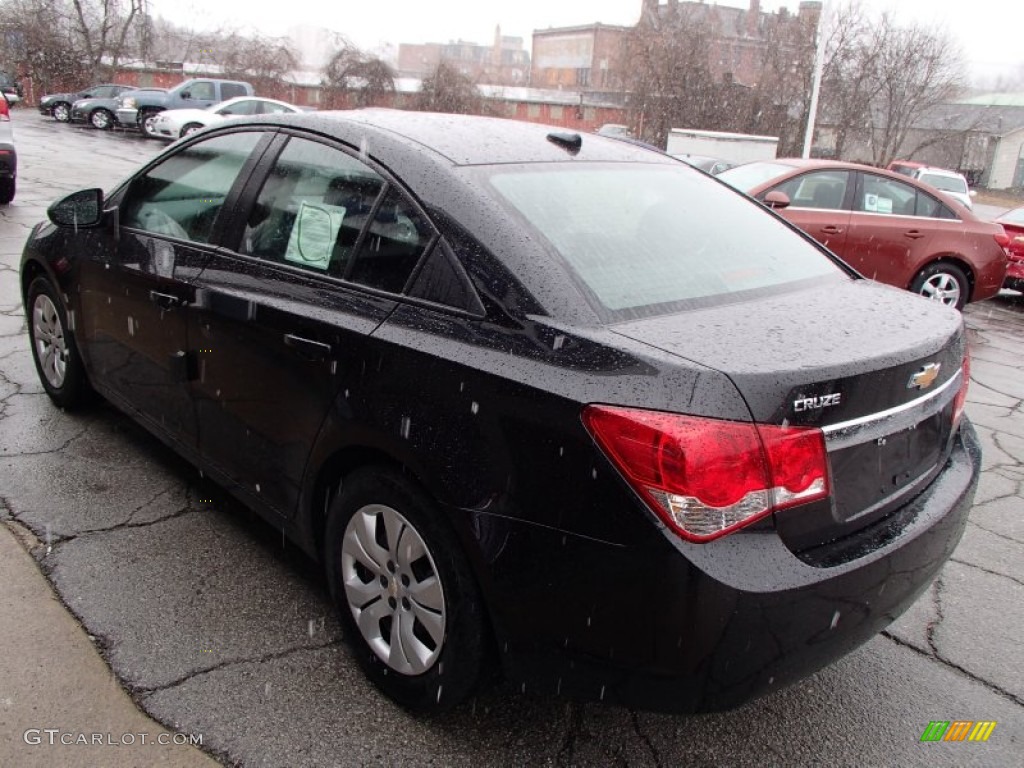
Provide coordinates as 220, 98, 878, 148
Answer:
719, 159, 1009, 309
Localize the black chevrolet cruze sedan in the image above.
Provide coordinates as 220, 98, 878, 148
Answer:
20, 111, 980, 714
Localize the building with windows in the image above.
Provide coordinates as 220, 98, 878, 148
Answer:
397, 28, 530, 86
529, 24, 630, 91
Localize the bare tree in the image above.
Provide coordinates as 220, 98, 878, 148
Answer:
865, 17, 966, 166
322, 43, 395, 108
0, 0, 145, 89
219, 33, 298, 94
415, 61, 481, 114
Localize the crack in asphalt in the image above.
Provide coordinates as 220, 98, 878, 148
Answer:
630, 711, 663, 768
950, 557, 1024, 589
924, 576, 943, 657
1, 425, 90, 458
968, 519, 1024, 547
882, 631, 1024, 708
42, 504, 201, 555
134, 638, 344, 697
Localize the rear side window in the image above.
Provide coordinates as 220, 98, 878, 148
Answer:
857, 174, 918, 216
242, 137, 385, 276
121, 131, 262, 243
347, 187, 435, 293
487, 164, 841, 315
221, 83, 248, 100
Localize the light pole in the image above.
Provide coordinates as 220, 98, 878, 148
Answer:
802, 1, 829, 159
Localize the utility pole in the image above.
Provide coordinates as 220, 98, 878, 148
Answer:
802, 1, 828, 159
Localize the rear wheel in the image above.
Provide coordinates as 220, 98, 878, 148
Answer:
910, 262, 969, 310
52, 102, 71, 122
324, 467, 489, 713
90, 108, 114, 130
26, 277, 91, 409
0, 177, 13, 205
180, 122, 204, 138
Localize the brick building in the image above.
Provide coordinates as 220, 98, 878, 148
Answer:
529, 24, 630, 91
397, 28, 530, 87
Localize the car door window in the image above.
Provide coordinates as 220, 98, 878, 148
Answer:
769, 170, 850, 210
260, 101, 294, 114
242, 137, 386, 275
347, 187, 435, 293
219, 100, 257, 116
121, 131, 262, 243
221, 83, 248, 100
857, 174, 918, 216
189, 81, 216, 100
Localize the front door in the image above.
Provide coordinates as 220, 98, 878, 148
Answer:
77, 130, 267, 451
763, 169, 853, 258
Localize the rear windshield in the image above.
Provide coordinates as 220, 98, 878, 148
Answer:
485, 164, 843, 317
917, 173, 967, 194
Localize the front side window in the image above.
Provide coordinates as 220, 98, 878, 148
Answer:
487, 164, 842, 317
188, 81, 216, 100
121, 131, 262, 243
769, 170, 850, 210
242, 137, 385, 276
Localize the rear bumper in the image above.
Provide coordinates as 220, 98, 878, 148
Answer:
482, 420, 980, 713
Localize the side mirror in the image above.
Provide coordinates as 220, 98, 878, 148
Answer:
180, 90, 191, 99
48, 188, 103, 228
764, 190, 791, 209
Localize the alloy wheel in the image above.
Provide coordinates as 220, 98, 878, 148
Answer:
53, 103, 70, 122
32, 293, 68, 388
918, 272, 962, 307
340, 503, 446, 675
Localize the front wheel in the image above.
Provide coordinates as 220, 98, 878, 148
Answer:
90, 108, 114, 130
910, 262, 969, 311
180, 122, 204, 138
52, 102, 71, 122
139, 109, 161, 138
26, 277, 91, 409
324, 467, 489, 713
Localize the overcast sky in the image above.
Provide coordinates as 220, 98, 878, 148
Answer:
147, 0, 1022, 85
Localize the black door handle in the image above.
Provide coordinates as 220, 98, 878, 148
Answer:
283, 333, 333, 361
820, 225, 844, 235
149, 290, 184, 309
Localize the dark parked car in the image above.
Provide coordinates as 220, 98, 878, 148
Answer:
996, 205, 1024, 292
71, 87, 165, 130
0, 93, 16, 204
21, 111, 980, 715
39, 83, 132, 123
719, 159, 1008, 309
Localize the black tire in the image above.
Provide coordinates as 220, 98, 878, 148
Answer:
180, 122, 203, 138
90, 108, 114, 130
324, 466, 489, 713
139, 109, 161, 138
52, 102, 71, 122
26, 276, 91, 409
910, 262, 970, 311
0, 177, 13, 205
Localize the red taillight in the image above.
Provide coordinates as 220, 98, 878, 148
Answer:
994, 231, 1010, 251
582, 405, 830, 542
952, 349, 970, 428
0, 100, 9, 121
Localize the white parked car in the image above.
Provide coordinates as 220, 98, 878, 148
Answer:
150, 96, 303, 140
912, 167, 975, 211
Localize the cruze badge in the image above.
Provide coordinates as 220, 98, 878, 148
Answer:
908, 363, 941, 390
793, 393, 842, 412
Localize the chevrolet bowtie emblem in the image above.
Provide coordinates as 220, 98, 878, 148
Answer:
908, 363, 941, 390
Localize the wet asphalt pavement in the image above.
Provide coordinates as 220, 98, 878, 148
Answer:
1, 111, 1023, 767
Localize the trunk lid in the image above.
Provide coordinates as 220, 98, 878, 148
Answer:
611, 280, 966, 554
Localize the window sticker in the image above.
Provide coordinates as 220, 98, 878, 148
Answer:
863, 193, 878, 212
876, 196, 893, 214
284, 201, 347, 271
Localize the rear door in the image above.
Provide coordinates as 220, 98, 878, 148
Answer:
188, 133, 437, 517
761, 169, 853, 257
843, 171, 941, 286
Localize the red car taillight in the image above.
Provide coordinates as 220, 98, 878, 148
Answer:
0, 99, 9, 122
582, 405, 830, 542
952, 349, 971, 429
994, 231, 1011, 252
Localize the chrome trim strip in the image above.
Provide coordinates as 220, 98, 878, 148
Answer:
822, 369, 961, 436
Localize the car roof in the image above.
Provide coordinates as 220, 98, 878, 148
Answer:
244, 109, 677, 167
